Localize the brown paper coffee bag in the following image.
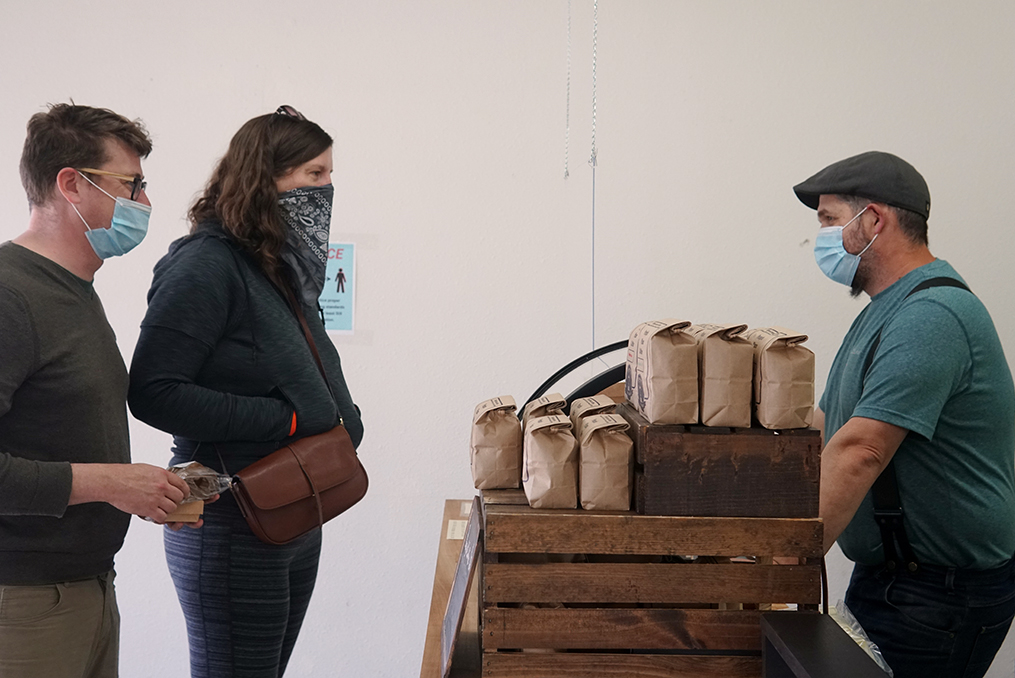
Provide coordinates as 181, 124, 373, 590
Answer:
569, 395, 616, 433
522, 414, 578, 509
579, 414, 633, 511
742, 327, 815, 429
471, 396, 522, 489
625, 319, 698, 424
686, 323, 754, 428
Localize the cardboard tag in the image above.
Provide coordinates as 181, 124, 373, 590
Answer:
165, 500, 204, 523
446, 519, 468, 540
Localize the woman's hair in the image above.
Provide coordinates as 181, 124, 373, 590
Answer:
189, 111, 332, 276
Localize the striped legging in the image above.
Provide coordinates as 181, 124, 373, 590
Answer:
164, 492, 321, 678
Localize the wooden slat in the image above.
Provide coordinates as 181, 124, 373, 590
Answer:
619, 402, 688, 465
482, 652, 762, 678
483, 563, 821, 604
484, 607, 762, 650
483, 504, 823, 557
635, 465, 818, 518
618, 402, 819, 464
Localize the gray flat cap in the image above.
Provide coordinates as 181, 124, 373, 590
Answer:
793, 151, 931, 219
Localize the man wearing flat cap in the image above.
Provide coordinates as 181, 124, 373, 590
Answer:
795, 151, 1015, 678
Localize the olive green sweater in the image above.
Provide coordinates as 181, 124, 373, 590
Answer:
0, 242, 131, 585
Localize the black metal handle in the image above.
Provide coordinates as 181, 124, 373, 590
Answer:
520, 340, 627, 417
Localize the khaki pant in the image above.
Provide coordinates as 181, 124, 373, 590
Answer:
0, 571, 119, 678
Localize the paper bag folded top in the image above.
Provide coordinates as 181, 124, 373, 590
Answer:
625, 319, 698, 425
569, 395, 616, 433
743, 327, 815, 430
471, 395, 522, 489
686, 323, 754, 428
579, 413, 633, 511
521, 392, 567, 430
523, 414, 578, 509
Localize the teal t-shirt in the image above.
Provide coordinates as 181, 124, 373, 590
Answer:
821, 259, 1015, 569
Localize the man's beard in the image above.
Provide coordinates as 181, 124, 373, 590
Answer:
850, 257, 873, 298
850, 274, 865, 298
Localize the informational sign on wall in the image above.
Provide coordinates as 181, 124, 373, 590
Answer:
319, 242, 355, 333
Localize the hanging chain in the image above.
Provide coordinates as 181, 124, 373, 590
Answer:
589, 0, 599, 351
589, 0, 598, 168
564, 0, 572, 179
560, 0, 601, 350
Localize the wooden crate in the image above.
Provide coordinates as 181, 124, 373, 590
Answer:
479, 490, 823, 678
616, 403, 821, 518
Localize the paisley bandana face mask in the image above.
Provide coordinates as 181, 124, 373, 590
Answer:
278, 184, 334, 307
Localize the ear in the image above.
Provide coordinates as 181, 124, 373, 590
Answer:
865, 203, 890, 236
55, 167, 84, 205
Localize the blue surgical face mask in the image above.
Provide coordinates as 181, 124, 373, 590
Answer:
71, 172, 151, 259
813, 205, 877, 286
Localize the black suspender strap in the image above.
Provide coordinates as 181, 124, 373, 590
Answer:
863, 276, 971, 572
871, 461, 919, 572
895, 276, 970, 300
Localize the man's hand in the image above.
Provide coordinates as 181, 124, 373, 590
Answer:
820, 416, 908, 553
69, 463, 191, 523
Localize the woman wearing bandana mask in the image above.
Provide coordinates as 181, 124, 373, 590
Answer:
128, 106, 363, 678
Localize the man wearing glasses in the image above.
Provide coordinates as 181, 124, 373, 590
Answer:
0, 104, 191, 678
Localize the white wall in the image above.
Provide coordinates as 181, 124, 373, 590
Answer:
1, 1, 1013, 676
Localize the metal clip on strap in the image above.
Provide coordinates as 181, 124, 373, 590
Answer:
873, 508, 919, 573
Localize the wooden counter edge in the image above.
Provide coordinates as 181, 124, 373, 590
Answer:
419, 498, 481, 678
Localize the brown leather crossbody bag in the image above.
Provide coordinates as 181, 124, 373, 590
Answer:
229, 285, 368, 545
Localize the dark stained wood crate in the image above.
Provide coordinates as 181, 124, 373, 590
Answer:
479, 490, 823, 678
616, 403, 821, 518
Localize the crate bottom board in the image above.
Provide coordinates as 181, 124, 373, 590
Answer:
482, 562, 821, 605
483, 607, 763, 651
482, 651, 761, 678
